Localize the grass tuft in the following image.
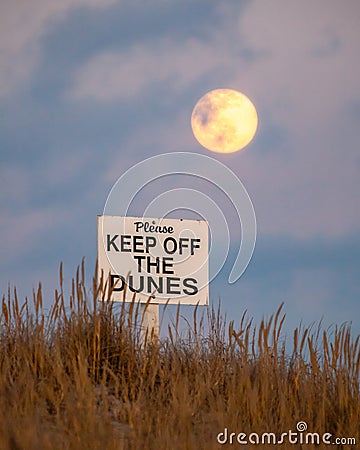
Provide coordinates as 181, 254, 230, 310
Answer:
0, 261, 359, 449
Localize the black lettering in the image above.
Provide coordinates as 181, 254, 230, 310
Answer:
164, 237, 177, 254
147, 276, 163, 294
145, 236, 156, 253
134, 221, 174, 234
134, 221, 143, 232
133, 255, 146, 272
162, 257, 174, 274
190, 239, 201, 255
146, 256, 160, 273
128, 275, 144, 293
166, 277, 181, 294
183, 278, 198, 295
179, 238, 189, 254
133, 235, 144, 252
120, 235, 131, 252
107, 234, 119, 252
110, 274, 125, 291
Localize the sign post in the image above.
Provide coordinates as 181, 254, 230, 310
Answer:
140, 303, 159, 344
97, 216, 209, 343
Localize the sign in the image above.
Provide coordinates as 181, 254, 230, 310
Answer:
97, 216, 209, 305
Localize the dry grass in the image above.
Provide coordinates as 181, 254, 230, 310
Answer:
0, 261, 359, 449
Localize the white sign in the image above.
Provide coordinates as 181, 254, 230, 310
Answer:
97, 216, 209, 305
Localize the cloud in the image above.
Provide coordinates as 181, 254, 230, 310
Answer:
67, 0, 360, 125
0, 157, 97, 267
0, 166, 31, 207
69, 37, 231, 101
4, 0, 358, 244
0, 207, 71, 264
0, 0, 118, 96
237, 0, 360, 129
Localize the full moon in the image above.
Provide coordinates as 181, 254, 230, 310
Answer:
191, 88, 258, 153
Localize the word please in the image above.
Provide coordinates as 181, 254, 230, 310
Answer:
106, 234, 201, 255
134, 221, 174, 234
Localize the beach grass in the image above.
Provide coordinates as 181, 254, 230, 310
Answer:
0, 262, 359, 449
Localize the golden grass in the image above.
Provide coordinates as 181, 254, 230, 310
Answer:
0, 261, 359, 449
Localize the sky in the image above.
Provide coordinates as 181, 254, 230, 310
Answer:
1, 0, 360, 336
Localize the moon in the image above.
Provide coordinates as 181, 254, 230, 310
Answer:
191, 88, 258, 153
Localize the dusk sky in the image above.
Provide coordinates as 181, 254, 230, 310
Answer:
1, 1, 360, 334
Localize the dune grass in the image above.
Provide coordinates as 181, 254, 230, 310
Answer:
0, 262, 359, 449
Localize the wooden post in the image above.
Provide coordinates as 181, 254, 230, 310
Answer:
140, 303, 159, 346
